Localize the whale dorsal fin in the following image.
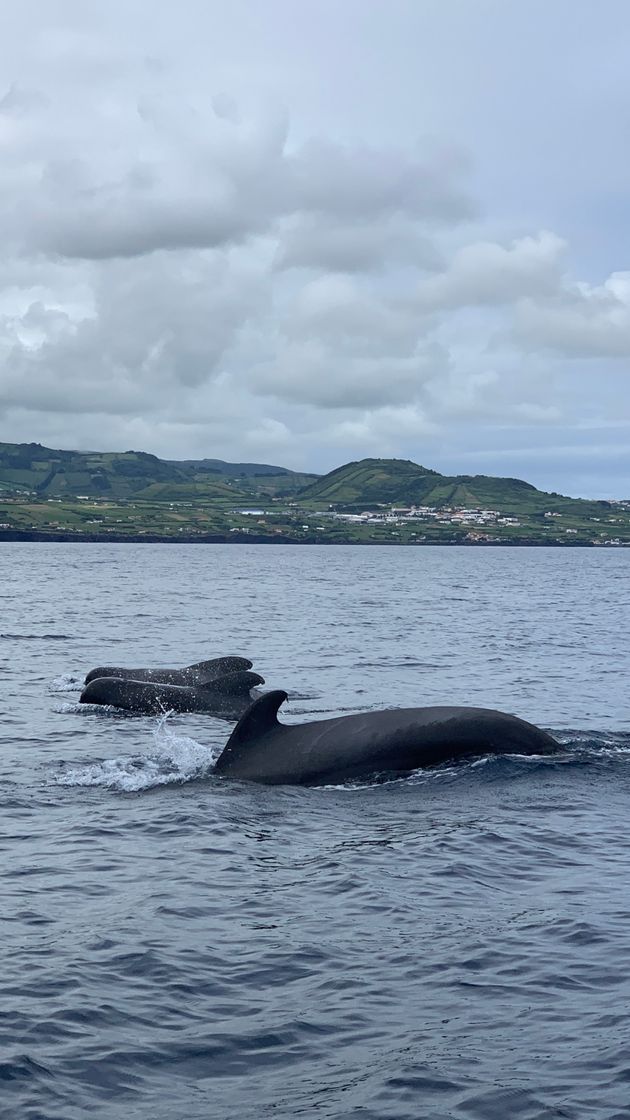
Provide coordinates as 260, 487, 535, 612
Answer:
214, 690, 288, 773
189, 656, 253, 675
198, 670, 264, 695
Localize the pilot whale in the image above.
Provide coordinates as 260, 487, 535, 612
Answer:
84, 656, 252, 687
213, 691, 560, 785
80, 670, 264, 717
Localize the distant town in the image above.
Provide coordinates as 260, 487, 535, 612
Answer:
232, 498, 630, 546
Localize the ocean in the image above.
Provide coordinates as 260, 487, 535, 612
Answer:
1, 542, 629, 1120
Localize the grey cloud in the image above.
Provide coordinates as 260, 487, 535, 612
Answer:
24, 108, 289, 260
0, 73, 289, 260
36, 193, 267, 261
320, 405, 438, 453
514, 272, 630, 357
240, 272, 446, 410
286, 139, 475, 225
250, 339, 449, 410
425, 358, 563, 425
0, 51, 475, 264
281, 275, 427, 357
0, 250, 265, 418
275, 215, 443, 274
417, 232, 566, 311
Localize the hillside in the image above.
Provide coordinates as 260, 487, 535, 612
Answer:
1, 445, 627, 545
0, 443, 317, 502
299, 458, 612, 519
0, 444, 618, 519
297, 458, 440, 506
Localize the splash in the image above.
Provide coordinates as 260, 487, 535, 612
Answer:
56, 716, 220, 792
51, 700, 125, 716
49, 673, 83, 693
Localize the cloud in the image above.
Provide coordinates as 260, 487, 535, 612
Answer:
0, 53, 288, 259
0, 250, 265, 416
242, 274, 448, 409
282, 274, 424, 355
250, 341, 447, 410
417, 232, 566, 310
322, 405, 438, 452
16, 107, 289, 260
286, 138, 475, 225
0, 57, 474, 264
514, 271, 630, 356
275, 215, 442, 274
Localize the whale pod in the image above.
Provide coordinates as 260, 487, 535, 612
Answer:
213, 691, 560, 785
79, 670, 264, 716
84, 656, 253, 687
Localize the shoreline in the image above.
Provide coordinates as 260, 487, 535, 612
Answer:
0, 529, 625, 547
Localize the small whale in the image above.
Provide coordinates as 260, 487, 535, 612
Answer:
84, 656, 252, 687
213, 691, 560, 785
80, 670, 264, 717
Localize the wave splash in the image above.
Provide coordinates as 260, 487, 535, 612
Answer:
49, 673, 83, 693
56, 717, 220, 792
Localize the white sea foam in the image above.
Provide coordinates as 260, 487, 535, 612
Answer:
56, 716, 220, 792
49, 673, 83, 693
51, 700, 120, 716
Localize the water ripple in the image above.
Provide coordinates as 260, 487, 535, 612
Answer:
1, 543, 630, 1119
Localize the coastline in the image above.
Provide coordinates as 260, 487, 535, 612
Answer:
0, 529, 622, 547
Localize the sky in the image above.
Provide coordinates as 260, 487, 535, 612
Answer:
0, 0, 629, 497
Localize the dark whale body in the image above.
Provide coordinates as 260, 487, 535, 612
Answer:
80, 670, 264, 717
214, 691, 560, 785
84, 656, 252, 687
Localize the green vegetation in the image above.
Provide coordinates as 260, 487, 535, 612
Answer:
0, 443, 628, 546
0, 442, 316, 502
298, 458, 440, 506
298, 457, 612, 519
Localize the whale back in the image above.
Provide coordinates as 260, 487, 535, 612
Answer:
188, 657, 253, 677
199, 670, 264, 695
84, 655, 253, 685
80, 671, 264, 714
213, 697, 560, 784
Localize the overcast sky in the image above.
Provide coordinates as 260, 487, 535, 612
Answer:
1, 0, 629, 497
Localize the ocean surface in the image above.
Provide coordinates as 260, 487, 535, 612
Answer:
1, 542, 630, 1120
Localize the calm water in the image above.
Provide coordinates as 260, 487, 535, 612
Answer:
1, 543, 630, 1120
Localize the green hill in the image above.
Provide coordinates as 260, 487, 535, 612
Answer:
0, 445, 618, 525
0, 442, 316, 502
297, 458, 439, 506
297, 457, 612, 519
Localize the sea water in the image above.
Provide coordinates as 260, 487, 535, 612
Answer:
1, 543, 629, 1119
